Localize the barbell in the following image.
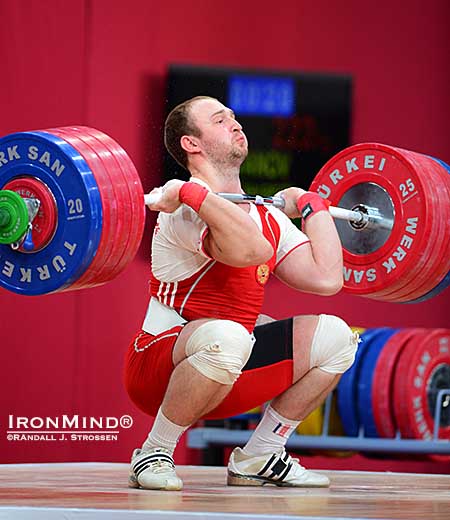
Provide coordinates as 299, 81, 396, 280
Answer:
145, 192, 395, 231
0, 126, 449, 302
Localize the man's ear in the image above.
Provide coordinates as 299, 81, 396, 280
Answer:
180, 135, 200, 155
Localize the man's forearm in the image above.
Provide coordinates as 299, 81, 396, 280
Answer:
303, 212, 343, 281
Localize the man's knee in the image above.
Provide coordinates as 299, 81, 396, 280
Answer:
309, 315, 359, 374
185, 320, 254, 385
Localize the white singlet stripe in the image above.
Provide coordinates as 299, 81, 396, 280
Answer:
169, 281, 178, 307
163, 282, 171, 305
157, 281, 164, 301
180, 261, 217, 315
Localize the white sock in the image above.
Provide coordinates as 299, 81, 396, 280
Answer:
243, 404, 300, 456
142, 408, 189, 456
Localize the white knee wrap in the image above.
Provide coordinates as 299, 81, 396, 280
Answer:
185, 320, 255, 385
309, 314, 359, 374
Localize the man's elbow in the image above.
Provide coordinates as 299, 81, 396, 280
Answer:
315, 273, 343, 296
234, 240, 274, 267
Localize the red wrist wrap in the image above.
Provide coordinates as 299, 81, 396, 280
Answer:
296, 193, 331, 223
179, 182, 209, 213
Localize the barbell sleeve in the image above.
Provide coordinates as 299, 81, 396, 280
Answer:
144, 190, 393, 230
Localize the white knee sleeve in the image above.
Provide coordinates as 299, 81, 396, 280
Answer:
185, 320, 255, 385
309, 314, 359, 374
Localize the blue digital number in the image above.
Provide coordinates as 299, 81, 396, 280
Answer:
228, 76, 295, 116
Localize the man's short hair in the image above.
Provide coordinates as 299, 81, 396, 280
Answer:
164, 95, 216, 170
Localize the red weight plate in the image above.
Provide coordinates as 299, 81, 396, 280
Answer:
343, 147, 438, 299
77, 127, 145, 281
78, 146, 128, 285
393, 329, 450, 440
80, 127, 144, 279
47, 127, 116, 287
310, 144, 437, 298
390, 157, 450, 301
71, 128, 139, 283
3, 177, 57, 251
372, 154, 441, 300
46, 128, 121, 290
415, 160, 450, 294
372, 328, 425, 437
375, 153, 450, 301
52, 128, 130, 289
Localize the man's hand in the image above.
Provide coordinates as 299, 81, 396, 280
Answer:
147, 179, 185, 213
274, 187, 307, 219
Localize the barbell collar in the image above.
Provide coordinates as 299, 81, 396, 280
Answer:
23, 197, 41, 222
10, 197, 41, 250
328, 205, 367, 227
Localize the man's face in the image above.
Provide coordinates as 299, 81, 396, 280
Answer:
189, 98, 248, 166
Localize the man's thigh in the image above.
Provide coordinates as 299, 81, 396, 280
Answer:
124, 315, 319, 420
124, 327, 182, 417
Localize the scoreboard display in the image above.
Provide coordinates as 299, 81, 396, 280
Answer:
164, 64, 352, 194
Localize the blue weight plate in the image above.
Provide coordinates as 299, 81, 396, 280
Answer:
0, 131, 102, 295
337, 328, 384, 436
407, 157, 450, 303
357, 328, 399, 437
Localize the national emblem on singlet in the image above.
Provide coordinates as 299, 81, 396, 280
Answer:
256, 264, 270, 285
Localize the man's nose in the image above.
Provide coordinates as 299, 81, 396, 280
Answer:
231, 119, 243, 131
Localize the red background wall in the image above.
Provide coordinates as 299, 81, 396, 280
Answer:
0, 0, 448, 466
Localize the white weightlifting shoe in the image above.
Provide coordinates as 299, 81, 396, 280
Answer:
227, 447, 330, 487
128, 447, 183, 490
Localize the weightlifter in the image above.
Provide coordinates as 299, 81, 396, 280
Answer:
124, 96, 359, 490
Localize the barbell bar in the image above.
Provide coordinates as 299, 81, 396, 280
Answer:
0, 126, 448, 301
144, 191, 394, 231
